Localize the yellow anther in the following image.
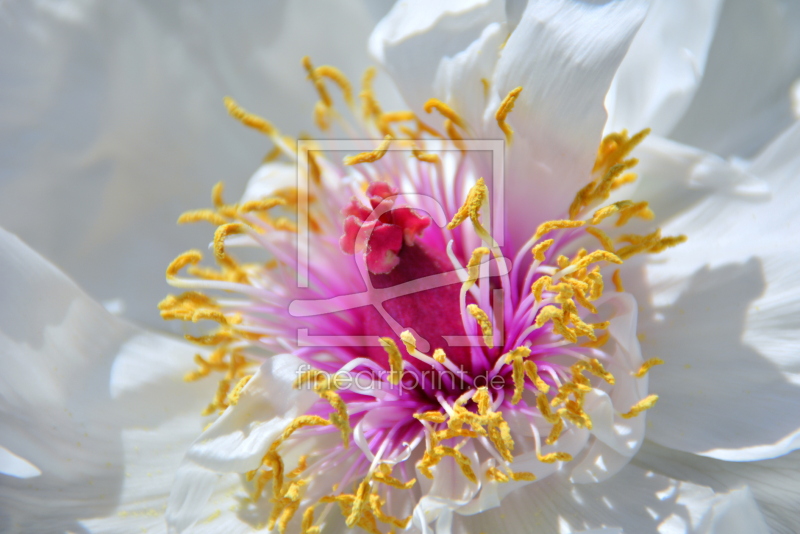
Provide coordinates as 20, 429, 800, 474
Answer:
581, 331, 610, 348
423, 98, 466, 129
486, 466, 509, 482
369, 494, 412, 529
412, 148, 440, 163
344, 135, 392, 165
380, 337, 404, 385
473, 387, 491, 415
545, 417, 564, 445
438, 446, 478, 483
536, 393, 561, 424
373, 464, 416, 490
239, 198, 287, 213
532, 239, 554, 262
465, 247, 490, 289
213, 223, 245, 260
166, 250, 203, 278
612, 268, 625, 292
534, 305, 564, 328
531, 275, 553, 301
177, 209, 228, 226
620, 394, 659, 419
223, 96, 277, 136
585, 226, 614, 252
504, 347, 531, 404
201, 379, 231, 416
523, 360, 550, 394
635, 358, 665, 378
533, 220, 585, 242
399, 330, 416, 354
432, 349, 447, 364
360, 67, 382, 120
227, 374, 252, 406
278, 415, 330, 446
302, 56, 332, 108
537, 451, 573, 463
616, 201, 654, 226
570, 250, 622, 271
593, 128, 650, 173
345, 478, 372, 527
467, 304, 494, 348
447, 177, 488, 231
184, 331, 233, 345
495, 86, 523, 142
314, 65, 353, 105
510, 471, 537, 482
590, 200, 633, 225
444, 119, 466, 151
319, 389, 351, 447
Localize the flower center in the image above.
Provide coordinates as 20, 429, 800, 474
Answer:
159, 57, 686, 534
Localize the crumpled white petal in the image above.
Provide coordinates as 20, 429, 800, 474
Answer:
630, 122, 800, 460
668, 0, 800, 158
369, 0, 505, 116
0, 227, 215, 534
605, 0, 725, 136
455, 464, 769, 534
634, 441, 800, 534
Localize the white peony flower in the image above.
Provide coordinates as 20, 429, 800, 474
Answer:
2, 1, 800, 534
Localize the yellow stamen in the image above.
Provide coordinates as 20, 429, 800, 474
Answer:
465, 247, 490, 290
532, 239, 554, 262
380, 337, 404, 385
467, 304, 494, 348
635, 358, 665, 378
585, 226, 614, 252
447, 178, 488, 232
504, 347, 531, 404
620, 394, 659, 418
495, 86, 522, 142
612, 268, 625, 292
533, 220, 585, 242
314, 65, 353, 105
213, 223, 245, 260
166, 250, 202, 278
423, 98, 466, 129
344, 135, 392, 165
227, 374, 252, 406
523, 360, 550, 394
223, 96, 277, 136
177, 209, 228, 226
432, 349, 447, 364
537, 451, 573, 463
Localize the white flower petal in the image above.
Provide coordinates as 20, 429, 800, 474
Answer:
369, 0, 505, 115
488, 0, 648, 249
0, 446, 40, 480
669, 0, 800, 158
0, 0, 387, 330
0, 227, 214, 533
605, 0, 725, 136
433, 21, 508, 133
635, 122, 800, 460
456, 464, 769, 534
635, 441, 800, 534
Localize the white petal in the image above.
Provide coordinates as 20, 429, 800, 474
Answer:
669, 0, 800, 158
488, 0, 648, 250
432, 22, 508, 134
0, 227, 214, 533
456, 464, 769, 533
0, 446, 40, 479
605, 0, 724, 136
369, 0, 505, 115
635, 123, 800, 460
635, 441, 800, 534
0, 0, 386, 330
